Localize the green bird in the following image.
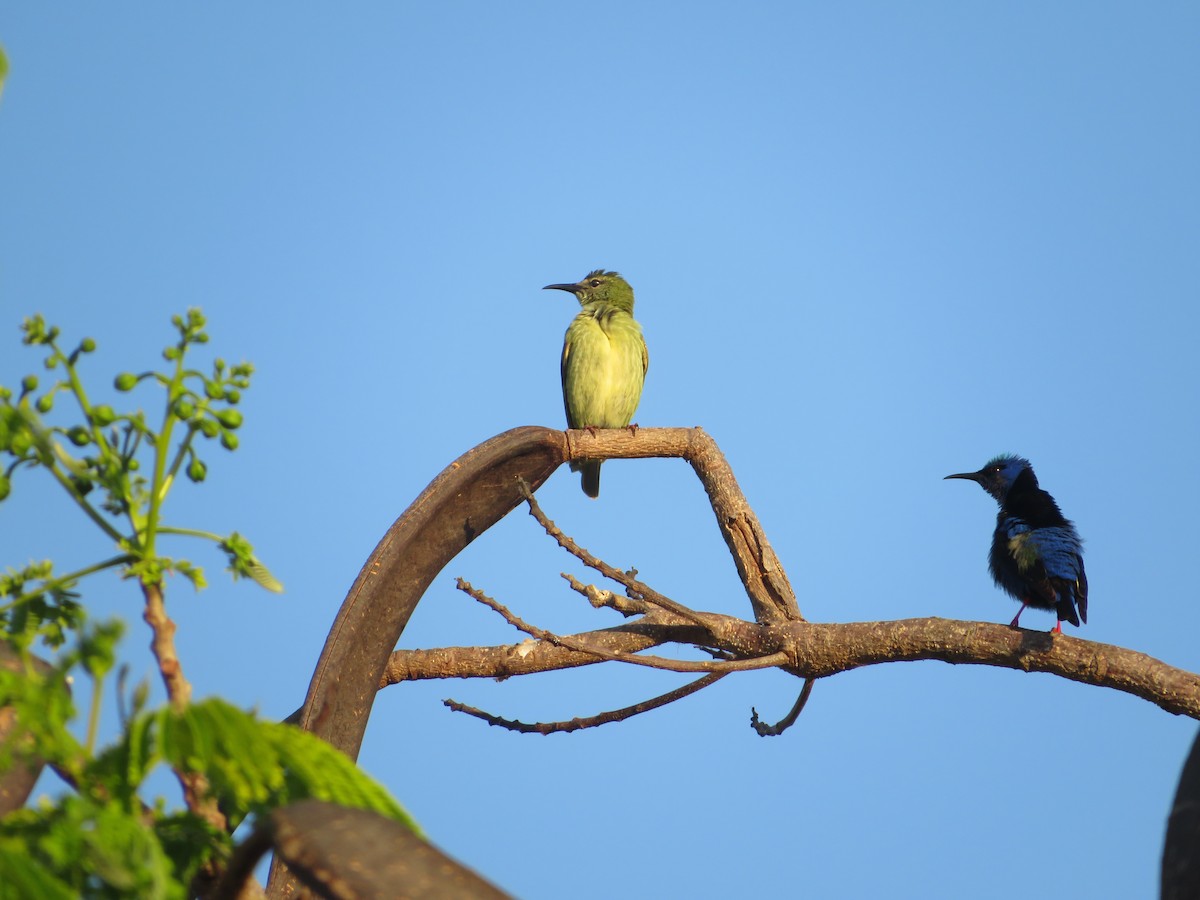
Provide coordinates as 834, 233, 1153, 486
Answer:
544, 270, 648, 498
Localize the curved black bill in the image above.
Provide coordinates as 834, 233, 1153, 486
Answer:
944, 471, 984, 483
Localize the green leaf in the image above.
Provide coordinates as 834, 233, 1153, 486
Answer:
0, 795, 188, 898
146, 699, 419, 833
218, 533, 283, 593
173, 560, 207, 591
0, 839, 77, 900
244, 559, 283, 593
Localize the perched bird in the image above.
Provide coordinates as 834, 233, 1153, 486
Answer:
945, 454, 1087, 633
543, 270, 648, 498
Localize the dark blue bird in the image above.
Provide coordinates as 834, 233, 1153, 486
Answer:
945, 454, 1087, 633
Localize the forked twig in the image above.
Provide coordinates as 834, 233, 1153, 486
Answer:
517, 477, 712, 630
456, 575, 786, 675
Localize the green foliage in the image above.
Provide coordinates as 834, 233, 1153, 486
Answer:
0, 310, 416, 894
0, 795, 187, 899
0, 310, 281, 645
0, 669, 419, 893
92, 698, 419, 833
1, 560, 84, 650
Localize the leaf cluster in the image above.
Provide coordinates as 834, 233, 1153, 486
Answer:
0, 311, 412, 895
0, 635, 414, 895
0, 309, 280, 647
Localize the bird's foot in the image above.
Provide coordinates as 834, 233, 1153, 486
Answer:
1009, 602, 1029, 629
1051, 621, 1063, 634
584, 425, 599, 438
626, 422, 640, 436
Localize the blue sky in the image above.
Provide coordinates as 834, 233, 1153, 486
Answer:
2, 4, 1199, 897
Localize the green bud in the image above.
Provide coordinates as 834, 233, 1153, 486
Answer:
224, 388, 241, 404
174, 397, 196, 419
198, 419, 219, 438
0, 474, 10, 501
215, 409, 243, 429
21, 315, 46, 344
67, 426, 91, 447
11, 432, 31, 455
71, 476, 94, 497
35, 395, 53, 413
91, 404, 116, 426
163, 346, 180, 362
186, 458, 207, 483
0, 386, 10, 400
128, 458, 140, 471
205, 381, 223, 400
44, 356, 59, 370
21, 375, 37, 393
79, 337, 96, 353
114, 373, 138, 391
220, 431, 239, 451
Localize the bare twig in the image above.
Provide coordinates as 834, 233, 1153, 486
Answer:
561, 573, 650, 617
751, 679, 816, 737
517, 477, 713, 630
556, 428, 802, 623
456, 578, 568, 642
444, 673, 726, 734
455, 574, 786, 675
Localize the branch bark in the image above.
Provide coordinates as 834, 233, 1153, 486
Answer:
386, 616, 1200, 720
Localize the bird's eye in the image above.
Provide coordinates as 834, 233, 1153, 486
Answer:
590, 279, 601, 287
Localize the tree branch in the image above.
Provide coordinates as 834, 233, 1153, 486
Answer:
444, 673, 726, 734
387, 616, 1200, 720
752, 679, 815, 736
559, 428, 802, 623
141, 581, 227, 833
142, 580, 190, 709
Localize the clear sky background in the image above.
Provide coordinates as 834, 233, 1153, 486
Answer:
2, 5, 1199, 898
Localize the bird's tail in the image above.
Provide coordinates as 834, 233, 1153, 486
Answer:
570, 459, 602, 499
1056, 591, 1082, 627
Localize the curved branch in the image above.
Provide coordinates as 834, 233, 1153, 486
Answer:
293, 426, 566, 763
292, 426, 790, 767
562, 427, 801, 623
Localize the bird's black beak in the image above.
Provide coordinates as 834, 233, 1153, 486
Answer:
944, 471, 984, 483
543, 282, 580, 294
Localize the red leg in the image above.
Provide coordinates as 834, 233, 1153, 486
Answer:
1051, 620, 1063, 634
